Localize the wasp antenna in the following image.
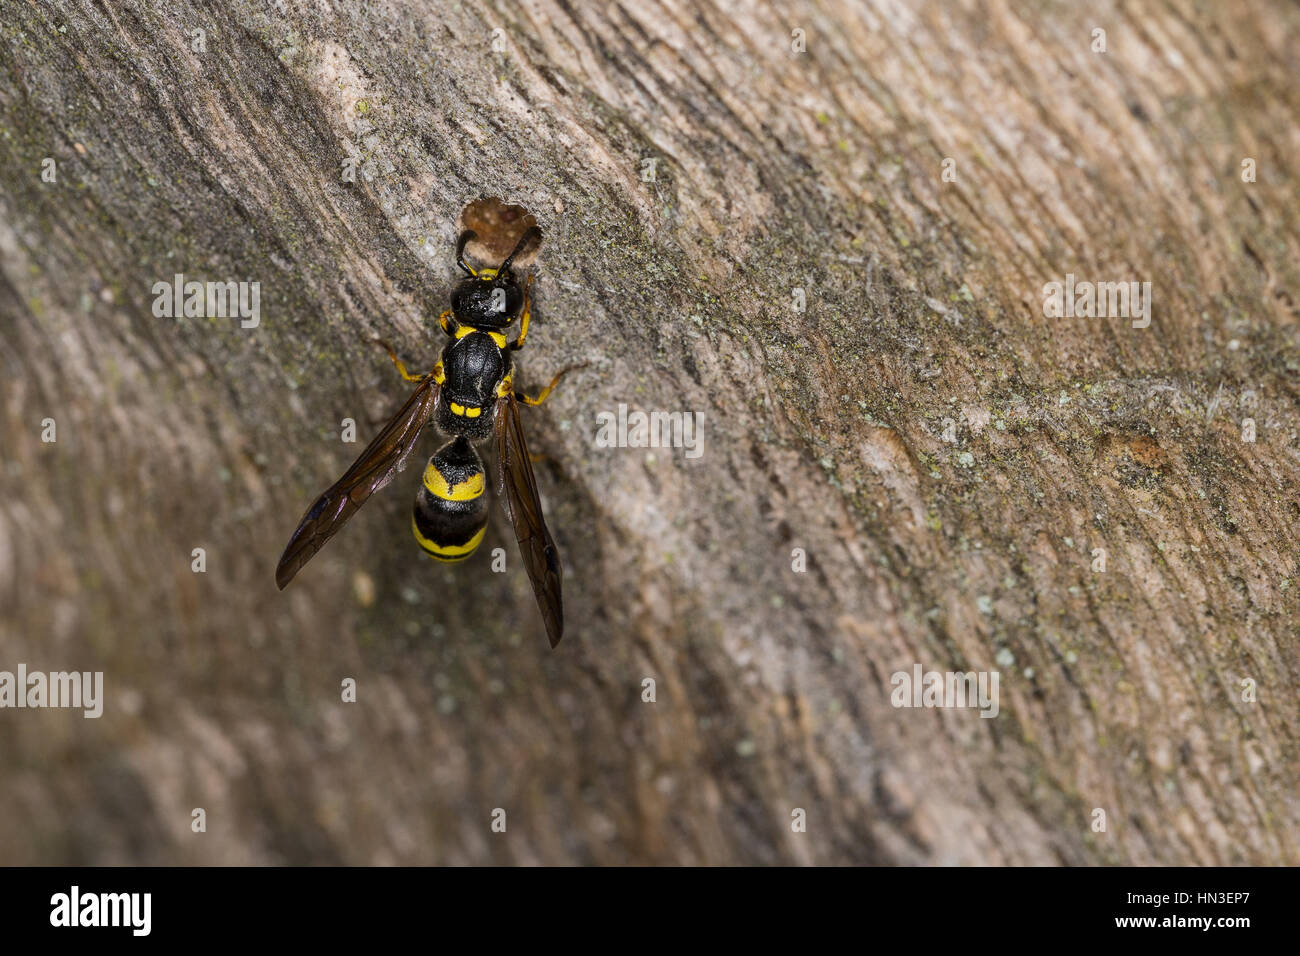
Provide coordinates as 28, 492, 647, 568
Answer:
499, 226, 542, 273
456, 230, 478, 276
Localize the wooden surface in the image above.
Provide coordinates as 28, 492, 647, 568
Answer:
0, 0, 1297, 864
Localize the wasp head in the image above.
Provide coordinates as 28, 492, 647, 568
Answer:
450, 227, 539, 330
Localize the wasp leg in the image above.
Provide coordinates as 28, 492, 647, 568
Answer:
516, 362, 589, 406
375, 339, 428, 382
437, 309, 456, 336
509, 276, 535, 351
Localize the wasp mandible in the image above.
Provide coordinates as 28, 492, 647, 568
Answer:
275, 225, 581, 648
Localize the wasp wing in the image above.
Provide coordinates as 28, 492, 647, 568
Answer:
276, 377, 439, 589
494, 391, 564, 647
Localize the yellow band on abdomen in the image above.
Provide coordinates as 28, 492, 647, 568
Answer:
422, 462, 485, 501
411, 518, 487, 562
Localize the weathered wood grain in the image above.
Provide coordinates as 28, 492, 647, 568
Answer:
0, 0, 1297, 864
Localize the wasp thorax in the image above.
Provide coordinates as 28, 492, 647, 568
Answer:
451, 273, 523, 329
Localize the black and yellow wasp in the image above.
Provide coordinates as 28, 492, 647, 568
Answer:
275, 226, 579, 647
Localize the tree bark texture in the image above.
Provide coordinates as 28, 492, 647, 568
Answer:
1, 0, 1298, 865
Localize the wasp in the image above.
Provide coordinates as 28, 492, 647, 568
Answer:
275, 226, 580, 647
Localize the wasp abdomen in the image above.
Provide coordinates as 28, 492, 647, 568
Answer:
412, 436, 489, 563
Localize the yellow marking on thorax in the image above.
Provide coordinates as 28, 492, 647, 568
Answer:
423, 462, 485, 500
432, 361, 446, 385
448, 402, 482, 418
496, 371, 514, 397
454, 325, 507, 348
